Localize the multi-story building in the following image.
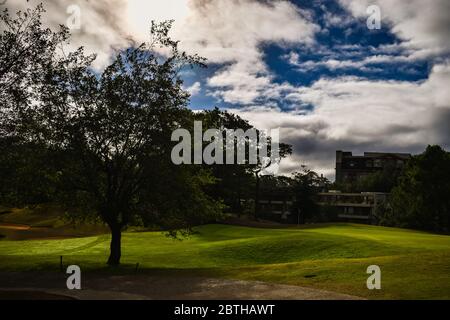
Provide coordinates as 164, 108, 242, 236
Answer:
256, 191, 389, 224
316, 191, 389, 223
249, 150, 412, 224
335, 150, 411, 184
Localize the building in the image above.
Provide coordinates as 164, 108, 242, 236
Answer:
316, 191, 389, 223
255, 191, 389, 224
335, 150, 411, 184
256, 187, 295, 221
250, 150, 410, 224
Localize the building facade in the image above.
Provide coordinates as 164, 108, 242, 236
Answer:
256, 191, 389, 224
250, 150, 411, 224
316, 191, 389, 223
335, 150, 411, 184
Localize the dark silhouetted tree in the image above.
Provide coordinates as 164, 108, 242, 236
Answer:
0, 4, 72, 206
390, 145, 450, 233
1, 5, 221, 265
292, 166, 329, 224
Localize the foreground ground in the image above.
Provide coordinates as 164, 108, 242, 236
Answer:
1, 222, 450, 299
0, 272, 361, 300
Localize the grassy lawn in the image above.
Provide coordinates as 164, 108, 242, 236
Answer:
1, 223, 449, 299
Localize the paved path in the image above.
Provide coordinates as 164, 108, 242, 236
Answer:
0, 272, 363, 300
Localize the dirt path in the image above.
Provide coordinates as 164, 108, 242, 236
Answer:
0, 222, 108, 240
0, 223, 31, 230
0, 272, 363, 300
0, 223, 69, 240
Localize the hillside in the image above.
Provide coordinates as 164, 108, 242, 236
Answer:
1, 223, 449, 299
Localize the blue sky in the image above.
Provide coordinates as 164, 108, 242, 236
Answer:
184, 0, 433, 111
8, 0, 450, 178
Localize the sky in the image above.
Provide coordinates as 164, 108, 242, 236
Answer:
5, 0, 450, 179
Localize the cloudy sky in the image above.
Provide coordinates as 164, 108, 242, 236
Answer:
6, 0, 450, 178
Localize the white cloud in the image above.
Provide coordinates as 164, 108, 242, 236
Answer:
184, 81, 202, 96
7, 0, 132, 69
6, 0, 319, 102
339, 0, 450, 58
285, 43, 434, 74
175, 0, 318, 64
230, 63, 450, 178
6, 0, 450, 177
7, 1, 318, 65
180, 0, 319, 105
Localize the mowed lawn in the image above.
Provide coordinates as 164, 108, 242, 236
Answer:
1, 223, 450, 299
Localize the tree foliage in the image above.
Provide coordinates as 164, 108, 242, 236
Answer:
0, 4, 68, 206
0, 5, 220, 265
388, 145, 450, 233
291, 166, 329, 223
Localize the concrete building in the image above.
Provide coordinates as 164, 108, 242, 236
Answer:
316, 191, 389, 223
335, 150, 411, 184
254, 191, 389, 224
250, 150, 411, 224
256, 188, 295, 221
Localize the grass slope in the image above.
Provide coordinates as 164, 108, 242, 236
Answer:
1, 223, 449, 299
0, 206, 63, 227
0, 205, 108, 239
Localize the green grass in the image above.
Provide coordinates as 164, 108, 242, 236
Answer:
1, 223, 449, 299
0, 205, 64, 227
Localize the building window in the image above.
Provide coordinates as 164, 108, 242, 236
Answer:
374, 159, 382, 167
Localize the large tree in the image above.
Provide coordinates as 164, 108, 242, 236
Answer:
253, 138, 292, 220
390, 145, 450, 233
195, 108, 255, 214
42, 22, 221, 265
292, 166, 329, 224
195, 108, 292, 218
1, 5, 221, 265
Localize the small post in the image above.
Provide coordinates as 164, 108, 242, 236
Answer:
60, 255, 63, 272
135, 263, 139, 273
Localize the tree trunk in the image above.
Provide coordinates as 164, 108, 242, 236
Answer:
237, 173, 242, 217
254, 172, 260, 220
107, 225, 122, 266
